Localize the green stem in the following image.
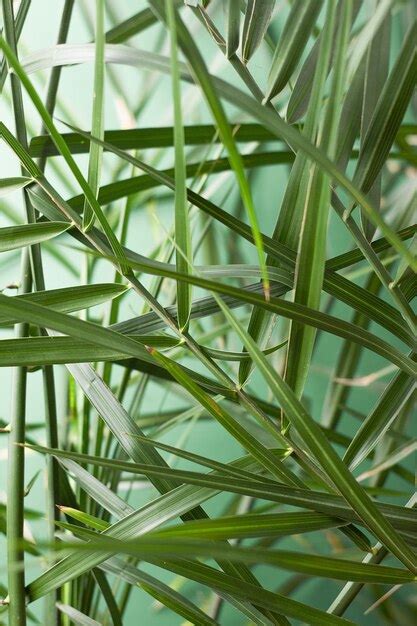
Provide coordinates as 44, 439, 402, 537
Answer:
36, 6, 77, 622
38, 0, 75, 173
2, 1, 70, 624
2, 0, 30, 621
7, 250, 31, 626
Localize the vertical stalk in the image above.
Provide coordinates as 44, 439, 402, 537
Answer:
7, 249, 31, 626
36, 4, 75, 625
38, 0, 75, 173
2, 1, 72, 624
2, 1, 30, 621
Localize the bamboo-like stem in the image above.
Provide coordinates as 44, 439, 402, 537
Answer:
36, 4, 75, 624
1, 1, 65, 624
2, 0, 30, 621
6, 248, 31, 626
38, 0, 75, 173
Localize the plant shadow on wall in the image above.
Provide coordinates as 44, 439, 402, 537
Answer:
0, 0, 416, 625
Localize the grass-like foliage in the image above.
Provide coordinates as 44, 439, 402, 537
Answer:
0, 1, 416, 625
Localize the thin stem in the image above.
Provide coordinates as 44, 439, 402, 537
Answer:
2, 1, 68, 623
2, 0, 30, 621
38, 0, 75, 172
7, 250, 31, 626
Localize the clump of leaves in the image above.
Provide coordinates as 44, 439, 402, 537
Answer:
0, 1, 416, 625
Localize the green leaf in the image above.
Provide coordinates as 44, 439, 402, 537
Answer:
56, 358, 284, 624
104, 3, 182, 43
0, 291, 156, 364
394, 224, 416, 289
153, 510, 346, 540
95, 254, 417, 377
0, 176, 32, 197
165, 0, 192, 330
344, 359, 416, 469
198, 291, 417, 573
0, 283, 128, 326
27, 123, 415, 158
265, 0, 323, 102
82, 0, 105, 231
57, 507, 109, 531
91, 569, 123, 626
147, 558, 354, 626
2, 5, 416, 622
55, 533, 350, 626
59, 127, 415, 350
66, 150, 294, 209
358, 6, 390, 240
357, 439, 417, 482
25, 447, 273, 603
0, 0, 31, 92
28, 445, 417, 534
226, 0, 240, 58
28, 123, 280, 157
147, 347, 300, 486
17, 43, 417, 270
102, 558, 218, 626
0, 45, 128, 274
240, 0, 338, 385
56, 603, 101, 626
0, 335, 175, 367
286, 1, 361, 123
322, 270, 384, 428
284, 0, 352, 411
241, 0, 275, 64
0, 221, 69, 253
127, 433, 289, 483
59, 535, 417, 585
149, 0, 270, 296
351, 20, 417, 205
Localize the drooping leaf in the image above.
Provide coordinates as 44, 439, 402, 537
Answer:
265, 0, 323, 102
241, 0, 275, 64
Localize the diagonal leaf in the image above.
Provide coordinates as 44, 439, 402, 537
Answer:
344, 357, 416, 470
201, 288, 417, 573
0, 48, 128, 273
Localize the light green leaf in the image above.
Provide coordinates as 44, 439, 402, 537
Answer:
226, 0, 240, 58
0, 221, 69, 253
0, 176, 32, 197
59, 535, 417, 585
56, 603, 101, 626
241, 0, 275, 64
82, 0, 105, 231
165, 0, 192, 330
265, 0, 323, 102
